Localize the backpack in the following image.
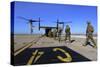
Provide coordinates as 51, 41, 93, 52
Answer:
65, 27, 70, 33
87, 25, 94, 33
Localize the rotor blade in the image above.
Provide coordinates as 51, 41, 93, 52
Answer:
53, 21, 64, 24
31, 19, 43, 22
17, 16, 29, 21
58, 22, 64, 24
65, 21, 72, 23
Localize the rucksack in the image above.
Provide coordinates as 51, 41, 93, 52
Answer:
65, 27, 70, 33
87, 25, 94, 33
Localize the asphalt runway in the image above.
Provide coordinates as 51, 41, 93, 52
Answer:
14, 46, 91, 66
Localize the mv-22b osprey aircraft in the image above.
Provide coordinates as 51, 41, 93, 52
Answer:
18, 16, 71, 37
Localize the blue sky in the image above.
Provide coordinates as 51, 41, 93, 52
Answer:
13, 1, 97, 34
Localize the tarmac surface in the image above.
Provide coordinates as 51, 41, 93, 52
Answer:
13, 34, 97, 65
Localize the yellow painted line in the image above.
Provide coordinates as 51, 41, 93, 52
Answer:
53, 48, 72, 62
14, 42, 33, 56
34, 52, 44, 63
14, 36, 43, 56
27, 50, 38, 65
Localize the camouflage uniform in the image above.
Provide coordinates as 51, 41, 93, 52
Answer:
65, 25, 71, 42
53, 28, 57, 39
58, 27, 63, 42
48, 30, 53, 37
84, 22, 96, 48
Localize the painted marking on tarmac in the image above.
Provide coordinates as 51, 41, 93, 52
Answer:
14, 42, 33, 56
27, 50, 44, 65
14, 46, 91, 66
27, 50, 38, 65
14, 36, 43, 56
53, 48, 72, 62
34, 51, 44, 63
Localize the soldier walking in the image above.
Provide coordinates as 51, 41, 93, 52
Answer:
83, 21, 96, 48
53, 28, 57, 39
65, 25, 71, 43
48, 30, 53, 37
58, 27, 63, 42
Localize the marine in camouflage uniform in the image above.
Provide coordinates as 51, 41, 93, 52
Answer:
53, 28, 57, 39
65, 25, 71, 42
58, 27, 63, 42
48, 30, 53, 37
84, 21, 96, 48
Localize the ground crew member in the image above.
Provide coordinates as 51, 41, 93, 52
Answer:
83, 21, 96, 48
65, 25, 71, 43
58, 27, 63, 42
53, 28, 57, 39
48, 30, 53, 37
